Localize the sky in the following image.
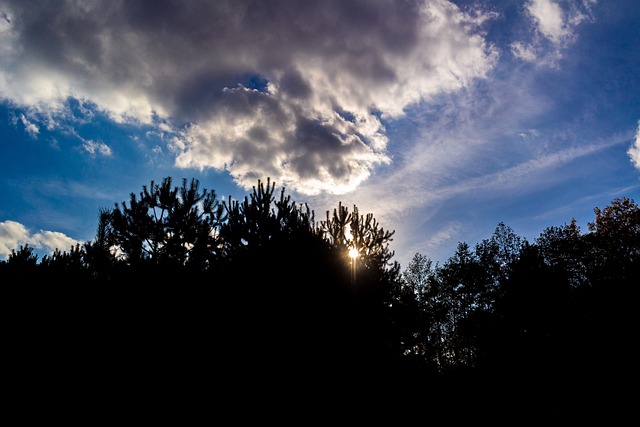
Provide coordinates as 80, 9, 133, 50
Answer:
0, 0, 639, 268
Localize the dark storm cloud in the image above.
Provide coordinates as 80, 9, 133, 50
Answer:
0, 0, 497, 193
278, 69, 312, 100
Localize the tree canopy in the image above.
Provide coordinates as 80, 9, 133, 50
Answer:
2, 178, 637, 421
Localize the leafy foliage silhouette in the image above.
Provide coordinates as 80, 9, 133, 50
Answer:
2, 178, 637, 419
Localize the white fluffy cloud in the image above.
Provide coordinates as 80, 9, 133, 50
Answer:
629, 121, 640, 170
0, 220, 29, 258
511, 0, 596, 64
0, 220, 80, 259
0, 0, 497, 194
527, 0, 571, 44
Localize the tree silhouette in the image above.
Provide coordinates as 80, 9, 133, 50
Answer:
99, 176, 226, 278
586, 197, 640, 286
2, 244, 39, 282
2, 180, 637, 418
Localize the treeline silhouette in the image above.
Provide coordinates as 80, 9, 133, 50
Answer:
2, 177, 637, 419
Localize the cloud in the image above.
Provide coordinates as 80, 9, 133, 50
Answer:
10, 112, 41, 138
510, 41, 538, 62
415, 221, 463, 260
526, 0, 571, 44
0, 220, 81, 259
0, 0, 498, 195
32, 230, 82, 254
19, 114, 39, 138
82, 139, 112, 157
511, 0, 596, 64
0, 220, 29, 258
308, 73, 629, 266
629, 121, 640, 170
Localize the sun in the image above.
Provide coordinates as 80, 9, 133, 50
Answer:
348, 248, 359, 259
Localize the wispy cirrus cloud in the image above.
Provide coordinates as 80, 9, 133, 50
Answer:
81, 139, 112, 157
10, 113, 39, 138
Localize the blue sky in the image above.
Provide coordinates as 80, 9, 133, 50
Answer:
1, 0, 638, 268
